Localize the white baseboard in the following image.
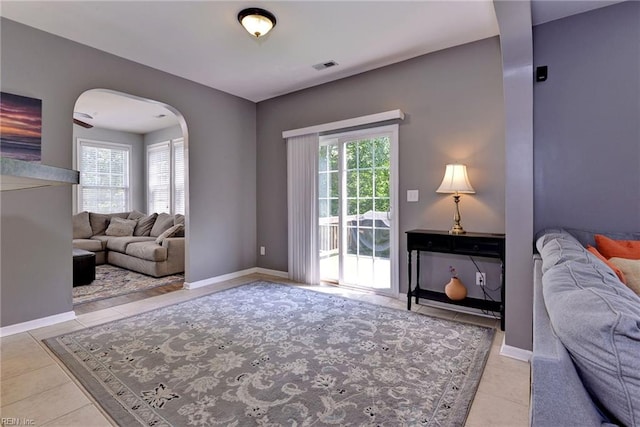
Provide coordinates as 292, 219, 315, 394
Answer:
184, 267, 290, 290
184, 267, 259, 289
255, 268, 289, 278
500, 336, 533, 362
0, 311, 77, 337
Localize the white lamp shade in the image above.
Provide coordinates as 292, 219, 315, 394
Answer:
436, 164, 475, 194
240, 13, 275, 37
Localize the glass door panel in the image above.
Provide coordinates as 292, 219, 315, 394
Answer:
318, 144, 339, 282
319, 132, 393, 294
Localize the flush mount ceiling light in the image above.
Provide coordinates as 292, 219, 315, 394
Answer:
237, 8, 276, 38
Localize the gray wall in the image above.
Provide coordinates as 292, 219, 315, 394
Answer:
533, 1, 640, 232
73, 126, 145, 212
494, 0, 534, 351
0, 19, 256, 327
145, 125, 183, 148
256, 37, 505, 300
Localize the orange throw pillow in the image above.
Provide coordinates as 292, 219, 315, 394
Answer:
587, 245, 627, 284
595, 234, 640, 260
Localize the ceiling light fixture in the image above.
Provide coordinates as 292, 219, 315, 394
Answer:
237, 8, 276, 38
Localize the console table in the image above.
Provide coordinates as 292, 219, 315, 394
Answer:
406, 229, 505, 330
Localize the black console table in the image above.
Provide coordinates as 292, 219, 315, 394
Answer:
406, 229, 505, 330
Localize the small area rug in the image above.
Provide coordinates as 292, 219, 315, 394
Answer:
73, 265, 184, 305
48, 281, 494, 426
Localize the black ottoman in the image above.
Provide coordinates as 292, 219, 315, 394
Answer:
73, 249, 96, 287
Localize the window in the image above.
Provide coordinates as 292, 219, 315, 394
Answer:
77, 139, 131, 213
147, 138, 184, 215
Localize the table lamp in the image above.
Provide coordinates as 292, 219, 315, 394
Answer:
436, 164, 475, 234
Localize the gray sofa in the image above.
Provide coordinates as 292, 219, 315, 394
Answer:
73, 211, 184, 278
532, 228, 640, 427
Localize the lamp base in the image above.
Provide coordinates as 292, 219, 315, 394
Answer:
449, 194, 466, 234
449, 226, 466, 235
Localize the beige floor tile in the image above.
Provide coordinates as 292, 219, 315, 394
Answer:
0, 381, 90, 425
43, 404, 114, 427
1, 333, 45, 360
476, 357, 530, 406
76, 308, 126, 328
454, 312, 500, 328
416, 304, 458, 320
28, 320, 86, 341
77, 312, 127, 328
1, 336, 56, 380
465, 391, 529, 427
1, 364, 70, 407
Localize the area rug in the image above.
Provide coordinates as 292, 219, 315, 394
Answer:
47, 281, 494, 426
73, 265, 184, 305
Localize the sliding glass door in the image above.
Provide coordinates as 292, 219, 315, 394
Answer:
319, 125, 398, 295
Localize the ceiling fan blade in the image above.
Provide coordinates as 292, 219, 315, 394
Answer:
73, 118, 93, 128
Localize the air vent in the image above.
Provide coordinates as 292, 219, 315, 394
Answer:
312, 60, 338, 71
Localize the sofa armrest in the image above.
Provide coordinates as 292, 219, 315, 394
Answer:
162, 237, 185, 273
531, 255, 609, 427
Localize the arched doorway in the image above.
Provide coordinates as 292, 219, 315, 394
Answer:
71, 89, 189, 312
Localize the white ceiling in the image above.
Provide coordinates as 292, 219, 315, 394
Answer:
1, 1, 500, 103
75, 90, 179, 134
2, 1, 624, 134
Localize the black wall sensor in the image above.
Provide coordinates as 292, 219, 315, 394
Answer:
536, 66, 548, 82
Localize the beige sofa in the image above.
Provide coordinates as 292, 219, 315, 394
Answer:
72, 211, 184, 277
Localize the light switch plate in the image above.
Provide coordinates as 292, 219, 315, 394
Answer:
407, 190, 419, 202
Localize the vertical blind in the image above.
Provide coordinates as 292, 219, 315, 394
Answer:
287, 133, 320, 284
78, 140, 130, 213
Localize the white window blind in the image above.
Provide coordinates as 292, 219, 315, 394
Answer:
78, 140, 130, 213
173, 139, 185, 215
147, 138, 184, 215
147, 142, 171, 214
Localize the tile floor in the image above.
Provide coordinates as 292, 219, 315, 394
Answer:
0, 273, 530, 426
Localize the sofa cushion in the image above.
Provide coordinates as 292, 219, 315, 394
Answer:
173, 214, 185, 237
90, 236, 110, 250
105, 217, 137, 237
89, 212, 128, 236
587, 245, 626, 283
134, 213, 157, 236
609, 258, 640, 296
72, 211, 93, 239
150, 213, 174, 237
106, 236, 155, 253
155, 224, 184, 244
595, 234, 640, 260
543, 260, 640, 426
72, 238, 102, 252
127, 210, 146, 221
125, 241, 168, 262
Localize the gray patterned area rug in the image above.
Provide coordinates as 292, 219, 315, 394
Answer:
73, 265, 184, 305
46, 282, 494, 426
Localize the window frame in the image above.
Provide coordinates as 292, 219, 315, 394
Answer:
76, 138, 132, 214
146, 138, 184, 215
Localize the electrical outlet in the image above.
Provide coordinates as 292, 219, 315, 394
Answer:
476, 272, 486, 286
260, 246, 266, 256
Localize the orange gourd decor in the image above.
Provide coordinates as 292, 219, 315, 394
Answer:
445, 277, 467, 300
445, 266, 467, 300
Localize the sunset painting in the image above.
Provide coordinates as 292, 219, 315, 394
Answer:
0, 92, 42, 162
